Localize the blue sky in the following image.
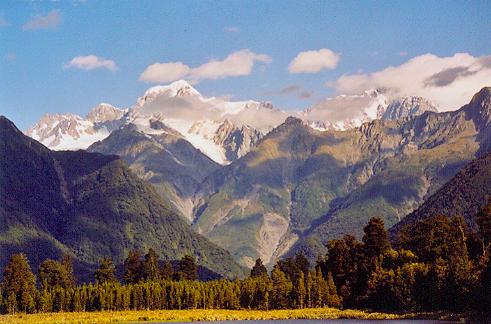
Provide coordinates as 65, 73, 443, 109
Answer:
1, 0, 491, 130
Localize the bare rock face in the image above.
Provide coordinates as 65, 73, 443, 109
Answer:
213, 120, 262, 162
382, 96, 438, 121
86, 103, 126, 123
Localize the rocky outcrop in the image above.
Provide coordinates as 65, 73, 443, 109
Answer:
382, 96, 438, 121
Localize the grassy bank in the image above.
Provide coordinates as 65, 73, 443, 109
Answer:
0, 308, 464, 324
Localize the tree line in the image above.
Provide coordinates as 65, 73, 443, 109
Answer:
0, 202, 490, 314
0, 250, 340, 313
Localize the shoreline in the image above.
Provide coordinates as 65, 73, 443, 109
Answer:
0, 308, 473, 324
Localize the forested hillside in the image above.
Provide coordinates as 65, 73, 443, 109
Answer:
0, 116, 246, 281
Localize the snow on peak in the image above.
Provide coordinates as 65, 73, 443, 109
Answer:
26, 113, 108, 150
382, 96, 438, 121
26, 103, 126, 151
131, 80, 203, 115
26, 78, 441, 165
302, 90, 389, 131
86, 103, 126, 123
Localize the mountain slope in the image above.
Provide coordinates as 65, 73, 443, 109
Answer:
193, 87, 491, 267
88, 121, 220, 221
0, 116, 246, 280
391, 152, 491, 234
299, 87, 491, 256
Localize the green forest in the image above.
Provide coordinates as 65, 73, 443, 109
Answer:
1, 202, 490, 315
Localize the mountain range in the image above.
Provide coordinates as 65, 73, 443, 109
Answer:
193, 87, 490, 267
0, 116, 246, 281
27, 81, 438, 164
21, 82, 490, 269
26, 81, 438, 222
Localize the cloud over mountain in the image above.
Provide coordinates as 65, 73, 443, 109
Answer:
329, 53, 491, 110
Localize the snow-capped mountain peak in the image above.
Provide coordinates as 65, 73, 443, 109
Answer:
302, 89, 389, 131
26, 103, 126, 150
26, 80, 441, 165
26, 113, 107, 150
134, 80, 202, 110
382, 96, 438, 121
86, 103, 126, 123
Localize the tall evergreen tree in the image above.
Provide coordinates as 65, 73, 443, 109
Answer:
363, 217, 390, 258
178, 255, 198, 281
270, 265, 292, 309
94, 257, 117, 284
326, 272, 341, 307
142, 248, 160, 281
123, 249, 143, 284
296, 271, 306, 309
61, 254, 76, 288
294, 253, 310, 277
38, 259, 73, 291
0, 253, 37, 313
161, 260, 174, 280
250, 258, 268, 278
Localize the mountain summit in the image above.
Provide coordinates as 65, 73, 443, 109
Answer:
26, 103, 126, 150
27, 81, 444, 165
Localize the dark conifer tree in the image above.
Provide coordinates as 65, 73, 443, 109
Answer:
94, 257, 117, 284
123, 249, 143, 284
294, 253, 310, 277
270, 265, 292, 309
61, 254, 76, 288
178, 255, 198, 281
250, 258, 268, 278
161, 260, 174, 280
326, 272, 341, 307
0, 253, 37, 313
363, 217, 390, 258
39, 259, 74, 291
143, 248, 160, 281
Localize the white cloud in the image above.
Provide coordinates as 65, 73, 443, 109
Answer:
329, 53, 491, 110
23, 10, 61, 30
139, 49, 271, 84
191, 50, 271, 80
288, 48, 340, 73
224, 26, 240, 33
64, 55, 118, 71
139, 62, 190, 83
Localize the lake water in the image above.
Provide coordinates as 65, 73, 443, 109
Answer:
173, 320, 455, 323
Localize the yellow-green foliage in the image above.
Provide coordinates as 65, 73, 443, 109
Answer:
0, 307, 417, 324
